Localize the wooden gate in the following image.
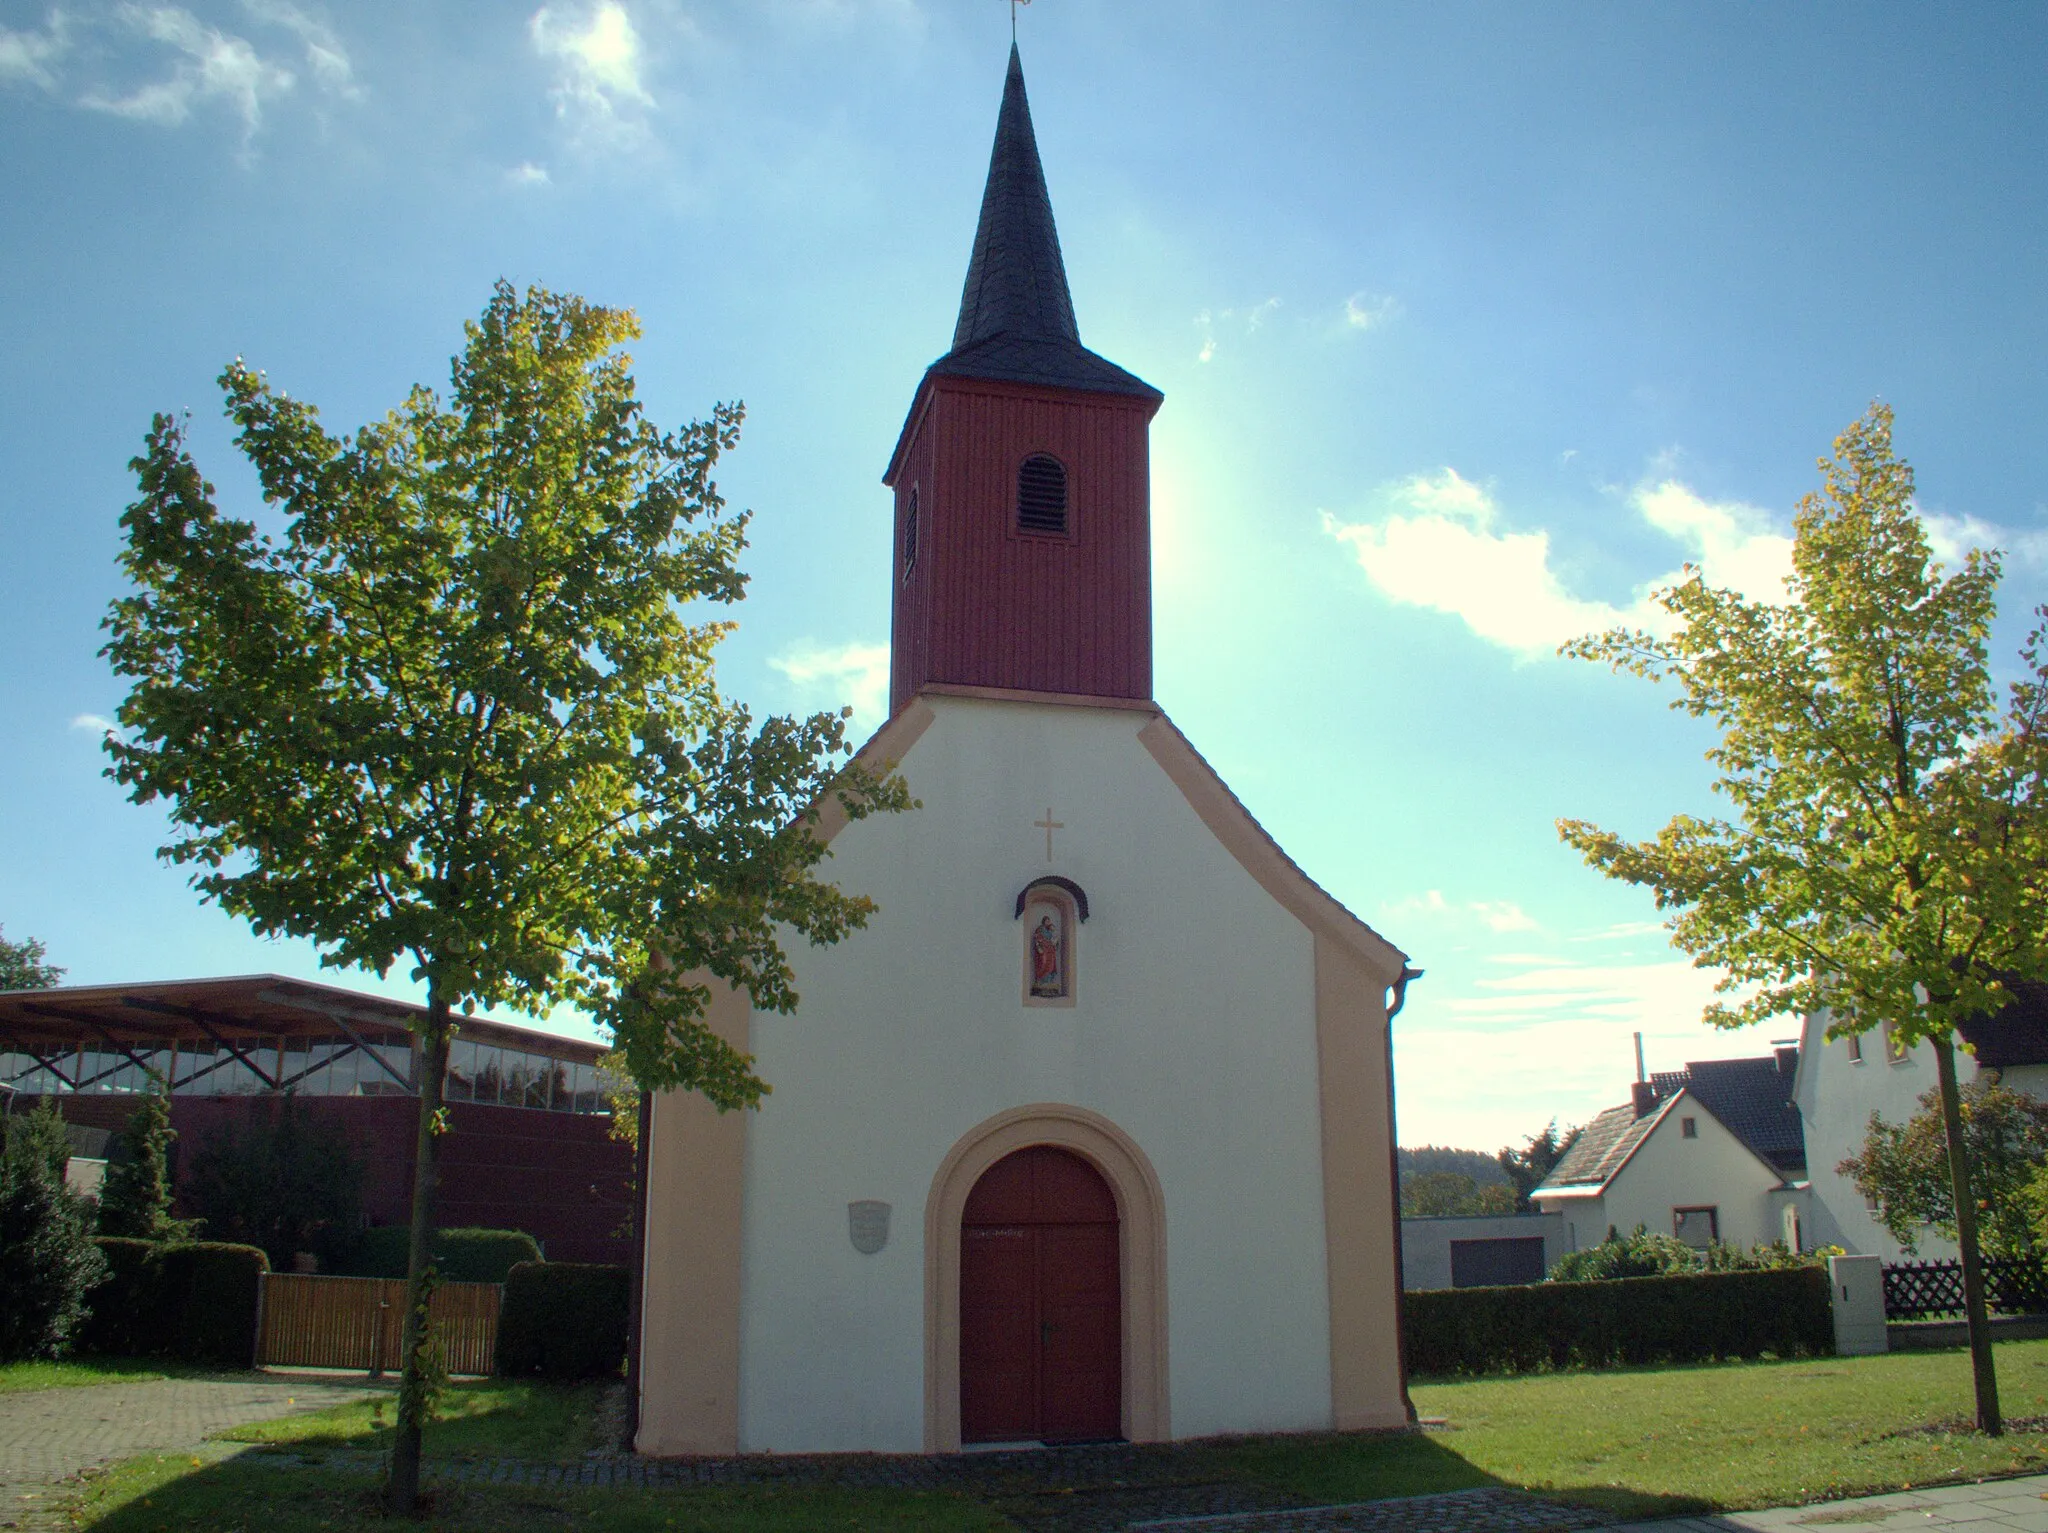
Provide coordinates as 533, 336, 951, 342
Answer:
257, 1274, 501, 1375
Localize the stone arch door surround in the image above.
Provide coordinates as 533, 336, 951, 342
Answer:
923, 1103, 1169, 1452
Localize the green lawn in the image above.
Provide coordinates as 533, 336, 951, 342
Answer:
66, 1456, 1009, 1533
217, 1379, 605, 1461
53, 1342, 2048, 1530
0, 1357, 172, 1393
1400, 1342, 2048, 1515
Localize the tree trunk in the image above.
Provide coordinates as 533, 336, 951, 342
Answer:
385, 992, 453, 1513
623, 1088, 652, 1452
1933, 1031, 2001, 1436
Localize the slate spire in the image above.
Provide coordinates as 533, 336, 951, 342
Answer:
952, 43, 1079, 351
925, 46, 1160, 402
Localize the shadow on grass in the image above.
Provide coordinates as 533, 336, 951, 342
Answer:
70, 1456, 1009, 1533
1207, 1428, 1715, 1522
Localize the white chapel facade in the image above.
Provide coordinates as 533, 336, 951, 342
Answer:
634, 47, 1417, 1455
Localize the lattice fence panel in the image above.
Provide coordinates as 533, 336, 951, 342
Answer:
1882, 1258, 2048, 1320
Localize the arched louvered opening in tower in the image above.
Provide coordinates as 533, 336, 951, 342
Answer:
901, 484, 919, 577
1016, 454, 1068, 536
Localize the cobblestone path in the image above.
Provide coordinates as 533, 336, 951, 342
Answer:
0, 1376, 377, 1531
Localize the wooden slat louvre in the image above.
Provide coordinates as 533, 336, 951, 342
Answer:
257, 1273, 501, 1375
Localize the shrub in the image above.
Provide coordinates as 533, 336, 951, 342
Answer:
1549, 1226, 1827, 1281
179, 1094, 363, 1269
494, 1262, 628, 1379
0, 1109, 108, 1360
1404, 1266, 1833, 1376
78, 1238, 268, 1367
97, 1073, 196, 1242
343, 1226, 542, 1284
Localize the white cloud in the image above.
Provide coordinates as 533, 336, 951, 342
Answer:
1390, 952, 1772, 1147
769, 640, 890, 733
84, 5, 296, 132
1343, 291, 1400, 332
0, 12, 70, 90
507, 160, 551, 186
70, 713, 116, 733
1380, 888, 1539, 934
531, 0, 654, 139
1324, 471, 1792, 660
237, 0, 356, 97
1192, 298, 1282, 363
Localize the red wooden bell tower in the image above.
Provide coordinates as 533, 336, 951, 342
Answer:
883, 46, 1163, 717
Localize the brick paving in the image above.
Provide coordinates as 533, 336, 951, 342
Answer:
0, 1375, 378, 1530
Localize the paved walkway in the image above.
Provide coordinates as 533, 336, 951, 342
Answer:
1606, 1470, 2048, 1531
1122, 1473, 2048, 1532
0, 1375, 378, 1530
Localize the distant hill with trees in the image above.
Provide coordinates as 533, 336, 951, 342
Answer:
1399, 1145, 1509, 1185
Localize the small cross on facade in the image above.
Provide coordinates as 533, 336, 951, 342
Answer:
1034, 808, 1064, 862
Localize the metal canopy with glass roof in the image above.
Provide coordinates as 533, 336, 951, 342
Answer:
0, 974, 615, 1115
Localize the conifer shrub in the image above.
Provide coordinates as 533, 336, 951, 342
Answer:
0, 1105, 108, 1360
79, 1238, 268, 1367
96, 1073, 194, 1241
494, 1262, 628, 1379
344, 1226, 541, 1284
1403, 1266, 1832, 1376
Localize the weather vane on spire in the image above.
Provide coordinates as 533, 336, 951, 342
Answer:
1007, 0, 1031, 44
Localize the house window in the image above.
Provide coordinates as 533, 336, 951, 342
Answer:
1885, 1023, 1909, 1064
1680, 1116, 1698, 1139
1673, 1206, 1719, 1249
1847, 1032, 1863, 1064
1016, 454, 1068, 535
902, 485, 919, 576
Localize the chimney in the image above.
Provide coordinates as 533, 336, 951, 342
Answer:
1634, 1031, 1646, 1083
1631, 1080, 1658, 1119
1775, 1045, 1799, 1077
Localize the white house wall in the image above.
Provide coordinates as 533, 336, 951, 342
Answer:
732, 696, 1337, 1451
1539, 1095, 1785, 1250
1792, 1010, 2046, 1262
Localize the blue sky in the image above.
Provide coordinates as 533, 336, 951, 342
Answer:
3, 1, 2045, 1152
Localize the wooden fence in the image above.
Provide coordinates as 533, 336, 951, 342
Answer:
257, 1273, 501, 1375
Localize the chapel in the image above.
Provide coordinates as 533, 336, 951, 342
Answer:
634, 45, 1417, 1454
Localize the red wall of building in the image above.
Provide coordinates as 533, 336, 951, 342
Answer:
890, 376, 1156, 714
31, 1093, 634, 1267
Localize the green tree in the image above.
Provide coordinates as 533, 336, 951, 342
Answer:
1558, 403, 2048, 1433
1498, 1120, 1579, 1212
179, 1095, 363, 1268
1399, 1169, 1516, 1218
0, 1101, 107, 1360
100, 283, 910, 1508
0, 925, 63, 991
96, 1071, 195, 1241
1839, 1075, 2048, 1260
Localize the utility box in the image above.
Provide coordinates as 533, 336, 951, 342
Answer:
1829, 1253, 1888, 1355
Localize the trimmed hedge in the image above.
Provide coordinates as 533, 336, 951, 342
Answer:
1403, 1266, 1833, 1376
80, 1238, 269, 1367
343, 1226, 542, 1284
494, 1261, 628, 1379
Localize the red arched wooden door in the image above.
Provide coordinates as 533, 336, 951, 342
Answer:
960, 1144, 1122, 1444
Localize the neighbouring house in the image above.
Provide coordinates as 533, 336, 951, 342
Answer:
1400, 1211, 1566, 1289
1534, 1049, 1808, 1254
1794, 986, 2048, 1261
633, 45, 1416, 1456
0, 974, 633, 1263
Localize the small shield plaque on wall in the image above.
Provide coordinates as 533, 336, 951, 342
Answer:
848, 1200, 891, 1255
